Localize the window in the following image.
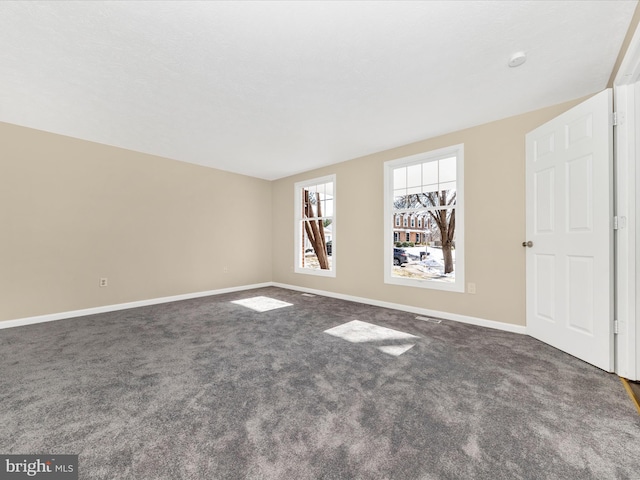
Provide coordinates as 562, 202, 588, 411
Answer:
410, 217, 416, 228
405, 232, 410, 242
416, 233, 421, 243
395, 215, 401, 227
294, 175, 335, 276
418, 217, 422, 228
394, 232, 399, 242
403, 216, 408, 227
384, 144, 464, 292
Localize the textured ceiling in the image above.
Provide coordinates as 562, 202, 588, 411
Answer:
0, 1, 637, 180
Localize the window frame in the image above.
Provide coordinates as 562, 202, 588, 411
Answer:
294, 174, 336, 277
383, 144, 465, 292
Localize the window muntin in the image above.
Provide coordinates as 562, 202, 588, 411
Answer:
294, 175, 336, 277
384, 145, 464, 292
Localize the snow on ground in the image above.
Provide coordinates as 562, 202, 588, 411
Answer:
402, 246, 455, 263
396, 246, 456, 282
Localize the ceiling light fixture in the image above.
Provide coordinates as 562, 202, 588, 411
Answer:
508, 51, 527, 68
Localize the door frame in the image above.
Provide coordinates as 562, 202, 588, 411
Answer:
614, 22, 640, 381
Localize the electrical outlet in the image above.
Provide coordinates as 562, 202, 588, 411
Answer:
99, 278, 108, 287
468, 282, 476, 294
223, 266, 229, 274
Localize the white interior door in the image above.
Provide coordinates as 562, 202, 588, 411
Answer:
525, 89, 613, 372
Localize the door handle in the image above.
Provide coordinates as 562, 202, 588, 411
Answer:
522, 241, 533, 247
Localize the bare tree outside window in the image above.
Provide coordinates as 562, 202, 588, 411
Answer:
295, 175, 335, 276
303, 189, 330, 269
393, 190, 456, 274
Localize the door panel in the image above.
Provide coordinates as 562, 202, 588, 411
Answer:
534, 254, 555, 321
525, 89, 613, 371
567, 155, 592, 232
566, 255, 594, 334
534, 168, 554, 233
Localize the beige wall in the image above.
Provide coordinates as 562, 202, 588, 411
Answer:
0, 96, 605, 327
0, 122, 272, 322
271, 98, 586, 327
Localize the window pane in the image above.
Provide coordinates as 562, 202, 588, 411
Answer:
439, 182, 456, 193
423, 182, 439, 194
303, 182, 336, 219
422, 161, 438, 185
407, 164, 421, 188
391, 208, 457, 283
394, 192, 409, 209
325, 182, 334, 196
300, 221, 332, 270
393, 167, 407, 190
439, 157, 456, 183
324, 198, 333, 217
304, 190, 318, 218
442, 189, 457, 207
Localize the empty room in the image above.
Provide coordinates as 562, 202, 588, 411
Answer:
2, 1, 640, 479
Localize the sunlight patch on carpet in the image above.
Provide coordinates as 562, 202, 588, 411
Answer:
377, 344, 416, 356
231, 296, 293, 312
324, 320, 418, 356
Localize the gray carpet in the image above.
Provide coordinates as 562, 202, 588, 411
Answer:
1, 286, 639, 479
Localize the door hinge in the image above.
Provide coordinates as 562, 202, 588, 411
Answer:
613, 216, 619, 230
611, 111, 625, 126
614, 320, 619, 334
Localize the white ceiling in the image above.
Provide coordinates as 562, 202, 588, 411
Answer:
0, 1, 637, 180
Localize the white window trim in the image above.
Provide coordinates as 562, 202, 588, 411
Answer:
383, 144, 465, 292
294, 174, 336, 277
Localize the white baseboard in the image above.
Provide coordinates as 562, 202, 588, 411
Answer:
272, 282, 527, 335
1, 281, 525, 335
0, 283, 272, 330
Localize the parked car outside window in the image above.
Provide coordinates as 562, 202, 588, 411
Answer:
394, 248, 408, 266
